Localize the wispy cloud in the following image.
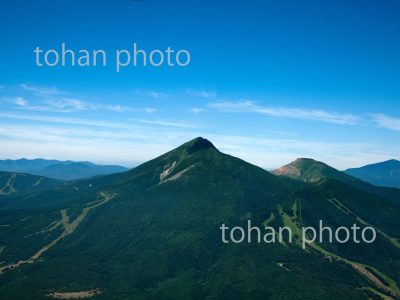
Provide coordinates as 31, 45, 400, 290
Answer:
0, 118, 397, 169
209, 100, 361, 125
1, 86, 398, 169
186, 89, 216, 99
135, 89, 169, 99
189, 107, 204, 114
92, 104, 156, 114
3, 84, 157, 114
19, 83, 67, 97
0, 112, 137, 129
14, 97, 28, 107
371, 113, 400, 132
258, 129, 299, 137
133, 119, 197, 128
45, 98, 89, 111
144, 107, 157, 114
0, 112, 196, 130
12, 97, 93, 112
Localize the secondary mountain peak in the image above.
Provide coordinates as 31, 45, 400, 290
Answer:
272, 158, 400, 204
272, 157, 349, 183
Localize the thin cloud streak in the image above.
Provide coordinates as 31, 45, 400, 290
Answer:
39, 98, 145, 114
186, 89, 216, 99
209, 101, 361, 125
135, 89, 169, 99
0, 112, 145, 129
0, 112, 197, 131
0, 118, 398, 170
372, 113, 400, 132
132, 119, 198, 129
19, 83, 67, 97
2, 84, 157, 114
189, 107, 204, 114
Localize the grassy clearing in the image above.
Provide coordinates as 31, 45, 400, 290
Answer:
262, 212, 275, 227
0, 192, 116, 274
0, 174, 17, 195
279, 202, 400, 298
359, 287, 394, 300
48, 289, 101, 299
327, 198, 400, 250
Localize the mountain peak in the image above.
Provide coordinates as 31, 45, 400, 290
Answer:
380, 159, 400, 166
272, 157, 345, 183
292, 157, 324, 163
344, 159, 400, 188
183, 137, 217, 154
293, 157, 320, 164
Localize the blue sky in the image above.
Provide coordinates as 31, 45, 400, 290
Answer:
0, 0, 399, 169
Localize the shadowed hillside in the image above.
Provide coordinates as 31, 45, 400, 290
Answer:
0, 139, 399, 299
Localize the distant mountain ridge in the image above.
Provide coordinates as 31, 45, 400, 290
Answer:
0, 159, 129, 180
272, 158, 400, 204
0, 171, 65, 199
345, 159, 400, 188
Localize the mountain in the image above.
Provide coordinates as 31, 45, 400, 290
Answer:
35, 161, 129, 180
0, 171, 65, 199
0, 139, 400, 299
273, 158, 400, 204
0, 158, 59, 172
345, 159, 400, 188
0, 159, 129, 180
272, 158, 356, 183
